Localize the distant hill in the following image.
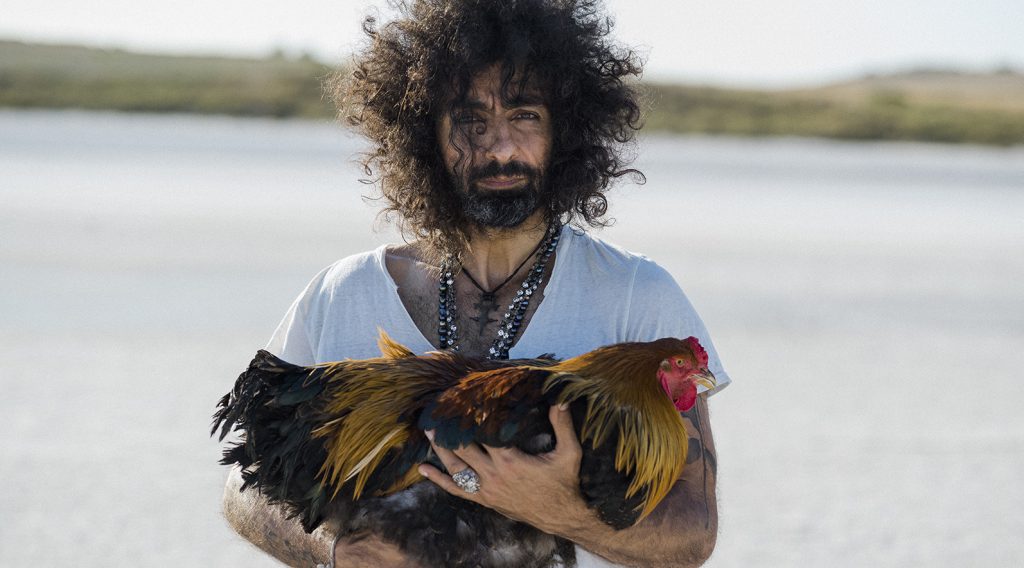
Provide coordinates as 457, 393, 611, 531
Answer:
793, 69, 1024, 112
0, 40, 335, 117
2, 40, 1023, 145
643, 69, 1024, 145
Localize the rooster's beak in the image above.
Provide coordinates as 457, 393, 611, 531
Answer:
693, 369, 717, 392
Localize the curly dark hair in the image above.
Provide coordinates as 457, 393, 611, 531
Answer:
331, 0, 645, 256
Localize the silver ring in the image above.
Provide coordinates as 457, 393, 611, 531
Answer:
451, 467, 481, 493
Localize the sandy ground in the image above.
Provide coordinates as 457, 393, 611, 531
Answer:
1, 110, 1022, 566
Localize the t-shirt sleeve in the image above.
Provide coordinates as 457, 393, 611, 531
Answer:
625, 259, 732, 396
264, 265, 333, 366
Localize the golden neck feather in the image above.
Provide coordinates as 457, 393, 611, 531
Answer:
548, 341, 690, 520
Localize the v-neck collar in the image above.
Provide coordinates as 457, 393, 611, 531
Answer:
375, 225, 574, 356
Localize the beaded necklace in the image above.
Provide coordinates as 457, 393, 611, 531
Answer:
437, 224, 561, 359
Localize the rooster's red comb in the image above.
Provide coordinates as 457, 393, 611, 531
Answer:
684, 336, 709, 366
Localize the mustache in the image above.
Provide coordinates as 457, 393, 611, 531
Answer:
467, 161, 539, 184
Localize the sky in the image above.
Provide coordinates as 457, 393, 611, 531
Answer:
2, 0, 1023, 87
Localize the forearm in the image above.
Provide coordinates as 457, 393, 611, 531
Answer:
222, 467, 335, 567
557, 480, 717, 568
556, 394, 719, 567
222, 467, 425, 568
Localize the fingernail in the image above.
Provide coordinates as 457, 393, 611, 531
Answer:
425, 430, 434, 441
417, 466, 428, 478
558, 402, 568, 411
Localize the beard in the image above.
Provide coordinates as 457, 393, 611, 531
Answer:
453, 160, 545, 228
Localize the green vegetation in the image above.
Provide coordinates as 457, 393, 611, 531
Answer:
0, 41, 334, 117
3, 40, 1023, 145
643, 82, 1024, 146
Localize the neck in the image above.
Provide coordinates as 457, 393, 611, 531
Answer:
461, 210, 551, 289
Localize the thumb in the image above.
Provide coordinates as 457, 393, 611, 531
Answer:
549, 403, 582, 457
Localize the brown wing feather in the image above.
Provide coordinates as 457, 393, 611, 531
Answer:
425, 366, 566, 448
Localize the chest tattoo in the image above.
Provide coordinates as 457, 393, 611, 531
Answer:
469, 292, 501, 338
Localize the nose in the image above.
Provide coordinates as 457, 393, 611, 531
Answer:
480, 119, 517, 163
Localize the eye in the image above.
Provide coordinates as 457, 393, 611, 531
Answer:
675, 358, 685, 367
454, 113, 482, 125
514, 111, 540, 121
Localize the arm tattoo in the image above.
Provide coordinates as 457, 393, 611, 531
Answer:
682, 395, 716, 530
256, 517, 332, 567
223, 468, 334, 567
693, 400, 710, 529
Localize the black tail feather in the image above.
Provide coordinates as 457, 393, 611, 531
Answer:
212, 348, 579, 566
211, 350, 334, 529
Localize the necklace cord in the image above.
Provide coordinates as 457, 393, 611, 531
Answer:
459, 234, 548, 295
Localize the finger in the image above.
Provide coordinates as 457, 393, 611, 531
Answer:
479, 442, 527, 466
549, 404, 582, 456
427, 430, 491, 471
425, 430, 470, 475
452, 441, 491, 467
417, 463, 481, 501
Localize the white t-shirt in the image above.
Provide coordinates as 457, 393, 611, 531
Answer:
268, 225, 730, 391
265, 225, 731, 567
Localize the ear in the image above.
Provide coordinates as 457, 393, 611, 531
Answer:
675, 382, 698, 412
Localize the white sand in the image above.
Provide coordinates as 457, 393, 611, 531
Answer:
1, 110, 1022, 567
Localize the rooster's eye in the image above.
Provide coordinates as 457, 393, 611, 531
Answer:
675, 358, 685, 367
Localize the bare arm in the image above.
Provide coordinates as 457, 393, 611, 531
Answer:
421, 395, 718, 568
559, 393, 718, 567
222, 467, 424, 568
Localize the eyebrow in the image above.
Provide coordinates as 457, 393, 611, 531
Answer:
458, 93, 546, 111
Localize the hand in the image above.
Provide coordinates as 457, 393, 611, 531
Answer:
332, 533, 425, 568
417, 404, 591, 535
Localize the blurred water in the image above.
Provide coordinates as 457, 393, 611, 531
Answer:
1, 109, 1022, 567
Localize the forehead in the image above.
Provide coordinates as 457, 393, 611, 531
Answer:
452, 64, 546, 108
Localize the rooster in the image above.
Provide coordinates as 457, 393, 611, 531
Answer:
213, 332, 715, 568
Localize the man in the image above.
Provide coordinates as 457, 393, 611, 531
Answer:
222, 0, 731, 566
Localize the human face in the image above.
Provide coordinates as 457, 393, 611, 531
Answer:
436, 65, 554, 228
